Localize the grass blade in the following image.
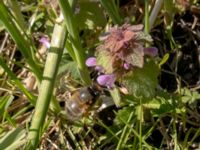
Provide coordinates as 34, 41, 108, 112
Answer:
0, 57, 36, 104
100, 0, 122, 25
0, 1, 42, 81
0, 127, 26, 150
58, 0, 91, 85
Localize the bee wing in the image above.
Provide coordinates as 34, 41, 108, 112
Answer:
97, 96, 115, 112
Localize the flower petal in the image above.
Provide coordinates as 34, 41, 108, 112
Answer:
39, 37, 50, 49
97, 74, 116, 88
123, 63, 130, 70
85, 57, 97, 67
95, 65, 103, 72
143, 47, 158, 57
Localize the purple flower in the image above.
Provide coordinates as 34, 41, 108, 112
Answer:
143, 47, 158, 57
97, 74, 116, 88
85, 57, 97, 67
123, 62, 130, 70
86, 57, 104, 72
95, 66, 103, 72
39, 37, 50, 49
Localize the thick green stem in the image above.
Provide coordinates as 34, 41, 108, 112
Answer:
28, 24, 66, 148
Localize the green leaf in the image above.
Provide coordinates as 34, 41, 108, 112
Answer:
143, 90, 184, 116
0, 95, 16, 126
0, 95, 14, 116
0, 2, 42, 81
122, 60, 159, 98
114, 106, 135, 125
100, 0, 122, 25
96, 48, 114, 74
159, 53, 169, 68
75, 1, 106, 29
144, 97, 174, 116
109, 87, 121, 107
128, 45, 144, 68
180, 88, 200, 105
0, 128, 26, 150
0, 20, 4, 32
58, 56, 80, 81
0, 57, 36, 104
137, 32, 153, 43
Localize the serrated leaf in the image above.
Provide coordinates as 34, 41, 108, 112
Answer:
144, 97, 174, 116
136, 32, 153, 43
96, 48, 114, 74
109, 86, 121, 107
58, 53, 80, 81
114, 106, 135, 125
180, 88, 200, 104
127, 44, 144, 68
122, 60, 159, 98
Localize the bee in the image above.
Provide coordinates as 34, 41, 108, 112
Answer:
65, 86, 101, 121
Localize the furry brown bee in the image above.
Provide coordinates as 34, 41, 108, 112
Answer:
65, 86, 100, 121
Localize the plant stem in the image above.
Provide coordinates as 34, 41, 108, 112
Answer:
28, 24, 67, 148
58, 0, 91, 85
144, 0, 150, 47
149, 0, 164, 29
144, 0, 150, 34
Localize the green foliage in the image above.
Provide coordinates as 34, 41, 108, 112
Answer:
144, 90, 175, 116
159, 53, 169, 68
96, 48, 114, 74
0, 127, 26, 150
100, 0, 122, 25
128, 45, 144, 68
58, 0, 91, 85
180, 88, 200, 105
0, 95, 15, 126
0, 0, 199, 149
75, 1, 106, 29
109, 87, 121, 107
0, 57, 36, 104
0, 1, 42, 81
123, 59, 159, 98
0, 20, 4, 32
28, 24, 66, 148
58, 53, 80, 81
114, 106, 135, 126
